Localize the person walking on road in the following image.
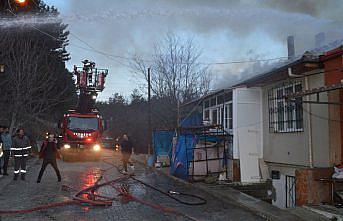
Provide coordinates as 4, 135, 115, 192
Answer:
1, 126, 12, 176
37, 133, 61, 183
120, 134, 134, 174
11, 128, 31, 181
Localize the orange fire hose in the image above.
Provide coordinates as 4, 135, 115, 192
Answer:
0, 158, 200, 221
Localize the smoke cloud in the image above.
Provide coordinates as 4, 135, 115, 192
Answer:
42, 0, 343, 99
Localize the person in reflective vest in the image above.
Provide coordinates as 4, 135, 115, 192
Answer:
11, 128, 31, 181
37, 133, 61, 183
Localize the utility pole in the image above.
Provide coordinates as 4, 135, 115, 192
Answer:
177, 99, 180, 128
148, 67, 152, 155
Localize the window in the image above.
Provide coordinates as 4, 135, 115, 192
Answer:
211, 109, 218, 125
204, 110, 210, 120
210, 98, 216, 106
68, 117, 99, 130
268, 82, 303, 133
224, 92, 233, 102
220, 107, 224, 126
225, 103, 233, 131
217, 95, 224, 104
204, 100, 209, 108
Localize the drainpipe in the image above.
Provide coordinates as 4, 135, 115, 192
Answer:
305, 76, 314, 168
288, 68, 314, 168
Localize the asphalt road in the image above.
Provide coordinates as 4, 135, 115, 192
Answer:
0, 150, 264, 221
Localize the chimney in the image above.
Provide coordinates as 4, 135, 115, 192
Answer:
287, 36, 295, 60
315, 32, 325, 48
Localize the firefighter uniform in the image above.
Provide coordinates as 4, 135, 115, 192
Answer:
11, 135, 31, 180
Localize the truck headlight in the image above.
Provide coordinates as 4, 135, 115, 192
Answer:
64, 144, 71, 149
93, 144, 101, 151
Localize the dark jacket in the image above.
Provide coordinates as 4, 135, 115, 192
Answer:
120, 140, 133, 153
11, 135, 31, 157
39, 140, 60, 160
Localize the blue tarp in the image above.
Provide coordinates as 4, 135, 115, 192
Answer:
180, 112, 202, 127
153, 130, 174, 157
170, 134, 195, 180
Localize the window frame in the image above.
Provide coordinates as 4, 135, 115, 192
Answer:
268, 82, 303, 133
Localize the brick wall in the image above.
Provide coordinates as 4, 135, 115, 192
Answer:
233, 159, 241, 182
296, 168, 333, 205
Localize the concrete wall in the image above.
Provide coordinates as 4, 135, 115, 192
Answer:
262, 73, 330, 168
268, 164, 297, 208
233, 87, 262, 183
309, 74, 330, 167
263, 73, 331, 208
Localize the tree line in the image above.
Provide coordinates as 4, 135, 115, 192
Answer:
0, 1, 212, 149
98, 34, 212, 153
0, 0, 76, 142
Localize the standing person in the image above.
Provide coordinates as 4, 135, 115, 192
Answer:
37, 133, 61, 183
1, 126, 12, 176
120, 134, 133, 174
11, 128, 31, 181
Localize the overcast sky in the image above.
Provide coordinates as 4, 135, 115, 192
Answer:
43, 0, 343, 101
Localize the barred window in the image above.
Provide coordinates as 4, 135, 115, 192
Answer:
268, 82, 303, 133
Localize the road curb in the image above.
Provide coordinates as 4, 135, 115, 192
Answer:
132, 155, 305, 221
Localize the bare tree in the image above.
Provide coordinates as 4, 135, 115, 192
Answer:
0, 28, 75, 133
130, 33, 212, 104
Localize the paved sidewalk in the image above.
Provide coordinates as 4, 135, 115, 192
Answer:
132, 154, 322, 221
0, 151, 265, 221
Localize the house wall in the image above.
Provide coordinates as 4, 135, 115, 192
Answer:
233, 87, 262, 183
267, 164, 297, 208
296, 168, 332, 206
262, 73, 330, 167
262, 73, 330, 208
309, 73, 330, 167
324, 54, 343, 164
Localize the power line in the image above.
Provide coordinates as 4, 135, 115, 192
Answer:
303, 106, 343, 123
9, 0, 343, 68
5, 7, 298, 67
7, 9, 136, 69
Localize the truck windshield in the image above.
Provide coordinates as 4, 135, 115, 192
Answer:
68, 117, 99, 130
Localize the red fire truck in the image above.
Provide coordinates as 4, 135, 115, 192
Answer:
59, 60, 108, 158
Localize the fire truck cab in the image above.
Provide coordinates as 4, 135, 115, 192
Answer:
60, 110, 105, 152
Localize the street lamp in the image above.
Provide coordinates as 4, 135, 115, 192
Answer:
15, 0, 26, 3
7, 0, 28, 11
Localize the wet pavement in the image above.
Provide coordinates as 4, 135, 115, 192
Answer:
0, 150, 264, 221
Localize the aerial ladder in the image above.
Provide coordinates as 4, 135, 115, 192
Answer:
59, 60, 109, 160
